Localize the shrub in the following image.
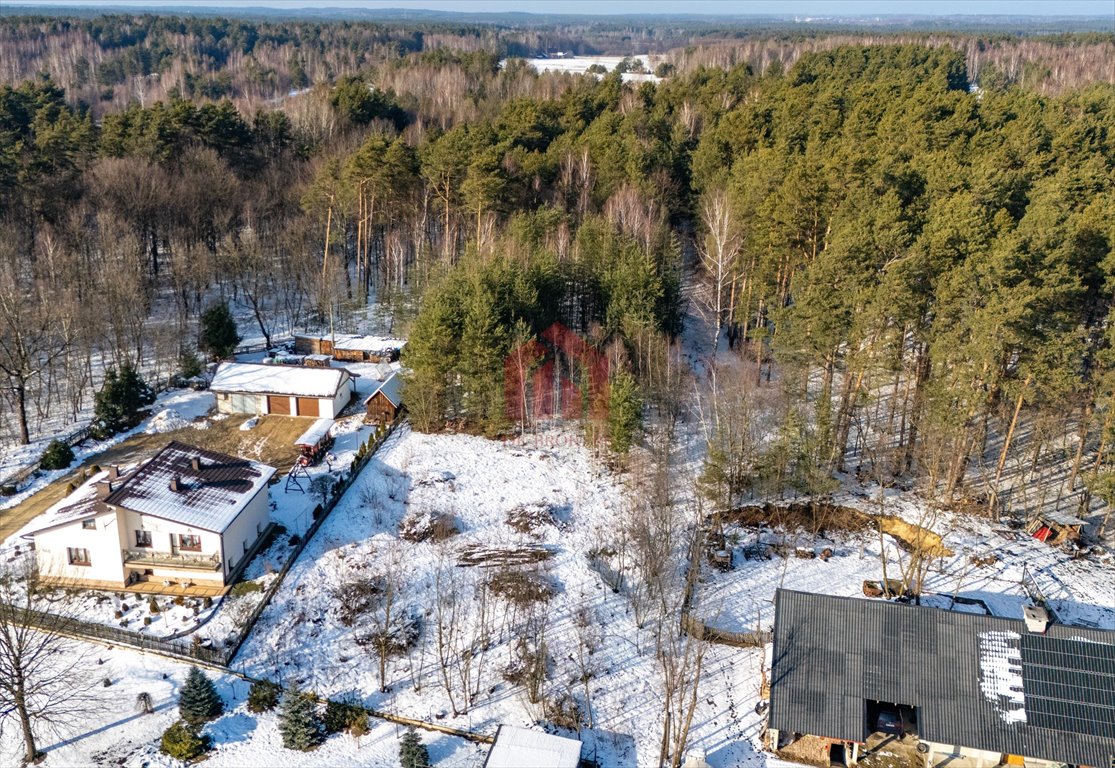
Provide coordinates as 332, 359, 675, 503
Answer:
278, 683, 323, 751
179, 666, 224, 726
202, 596, 213, 609
143, 617, 152, 626
323, 699, 366, 734
246, 679, 281, 713
399, 728, 429, 768
148, 597, 160, 614
40, 439, 74, 471
230, 580, 263, 597
113, 610, 123, 619
174, 595, 185, 606
161, 720, 210, 761
92, 365, 155, 438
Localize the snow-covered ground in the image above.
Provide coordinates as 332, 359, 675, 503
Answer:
0, 643, 484, 767
694, 488, 1115, 638
0, 389, 217, 512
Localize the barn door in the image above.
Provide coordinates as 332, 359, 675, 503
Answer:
296, 397, 319, 417
268, 395, 291, 415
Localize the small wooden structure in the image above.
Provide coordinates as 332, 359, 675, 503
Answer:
363, 372, 403, 425
303, 354, 332, 368
1027, 511, 1087, 546
293, 418, 334, 466
294, 333, 405, 363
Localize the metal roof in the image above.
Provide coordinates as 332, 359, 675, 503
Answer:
20, 470, 114, 537
293, 418, 334, 448
363, 371, 403, 408
483, 726, 582, 768
769, 589, 1115, 765
102, 441, 275, 533
210, 362, 349, 398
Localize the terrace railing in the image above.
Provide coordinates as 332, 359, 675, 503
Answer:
122, 549, 222, 571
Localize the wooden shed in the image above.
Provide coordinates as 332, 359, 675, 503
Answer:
363, 372, 403, 425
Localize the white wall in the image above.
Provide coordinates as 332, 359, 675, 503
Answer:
326, 376, 353, 418
34, 510, 126, 584
922, 742, 1004, 768
218, 485, 271, 579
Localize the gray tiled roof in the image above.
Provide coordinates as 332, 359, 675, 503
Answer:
770, 589, 1115, 765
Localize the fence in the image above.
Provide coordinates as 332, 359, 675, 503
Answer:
14, 416, 405, 670
0, 424, 95, 492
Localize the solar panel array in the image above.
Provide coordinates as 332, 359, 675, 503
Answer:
1021, 633, 1115, 740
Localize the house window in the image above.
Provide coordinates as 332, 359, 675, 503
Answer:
177, 534, 202, 551
67, 547, 91, 566
135, 530, 152, 548
82, 519, 96, 530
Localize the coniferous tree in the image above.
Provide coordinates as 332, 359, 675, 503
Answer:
278, 683, 323, 751
178, 667, 223, 727
92, 364, 155, 438
199, 301, 240, 360
399, 728, 429, 768
607, 368, 642, 455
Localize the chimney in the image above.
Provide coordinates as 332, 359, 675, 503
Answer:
1024, 603, 1050, 634
96, 481, 112, 499
108, 466, 120, 480
190, 457, 202, 472
170, 476, 181, 493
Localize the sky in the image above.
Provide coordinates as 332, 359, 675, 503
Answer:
9, 0, 1115, 17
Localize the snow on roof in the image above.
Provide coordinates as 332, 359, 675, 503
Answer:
210, 362, 349, 398
294, 418, 334, 447
332, 335, 406, 353
363, 371, 403, 407
103, 441, 275, 533
20, 470, 114, 537
485, 726, 582, 768
978, 630, 1027, 723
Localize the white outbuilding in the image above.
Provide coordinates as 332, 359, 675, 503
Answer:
210, 362, 354, 418
484, 725, 582, 768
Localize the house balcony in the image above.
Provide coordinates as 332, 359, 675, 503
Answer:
122, 549, 222, 571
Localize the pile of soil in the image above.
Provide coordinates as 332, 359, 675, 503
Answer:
720, 501, 872, 535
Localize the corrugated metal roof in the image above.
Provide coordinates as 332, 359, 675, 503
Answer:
769, 589, 1115, 764
210, 362, 349, 398
484, 726, 582, 768
104, 441, 275, 533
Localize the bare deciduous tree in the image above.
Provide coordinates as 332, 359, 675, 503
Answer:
0, 562, 93, 764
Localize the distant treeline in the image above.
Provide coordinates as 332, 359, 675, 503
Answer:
0, 12, 1111, 120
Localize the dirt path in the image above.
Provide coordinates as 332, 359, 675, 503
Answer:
0, 415, 307, 544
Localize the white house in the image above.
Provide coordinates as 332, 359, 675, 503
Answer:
210, 362, 354, 418
484, 725, 582, 768
23, 442, 276, 593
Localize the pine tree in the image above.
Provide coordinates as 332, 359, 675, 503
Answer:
199, 301, 240, 360
278, 683, 323, 751
399, 728, 429, 768
178, 666, 224, 726
606, 368, 642, 455
92, 364, 156, 438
